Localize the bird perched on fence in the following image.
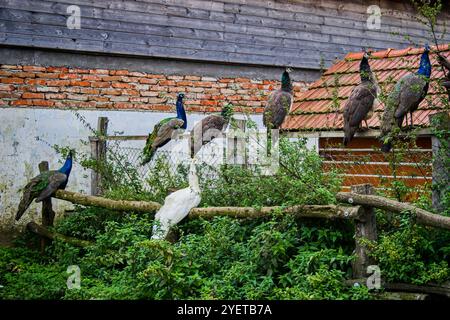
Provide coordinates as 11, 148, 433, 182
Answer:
142, 93, 187, 165
437, 53, 450, 99
263, 68, 293, 130
151, 158, 201, 240
379, 44, 432, 152
16, 150, 73, 221
343, 51, 380, 146
190, 103, 233, 156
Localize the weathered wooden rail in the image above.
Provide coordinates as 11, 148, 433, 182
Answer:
54, 189, 362, 220
336, 191, 450, 230
27, 156, 450, 298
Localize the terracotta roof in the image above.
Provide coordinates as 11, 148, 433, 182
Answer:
282, 44, 450, 131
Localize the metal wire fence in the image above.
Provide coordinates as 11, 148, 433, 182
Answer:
102, 135, 230, 192
95, 131, 433, 199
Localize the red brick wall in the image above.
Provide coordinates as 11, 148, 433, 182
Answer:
0, 64, 309, 113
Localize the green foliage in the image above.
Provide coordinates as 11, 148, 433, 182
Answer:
429, 113, 450, 216
2, 134, 448, 300
0, 139, 364, 300
68, 215, 364, 300
1, 212, 369, 300
0, 247, 66, 300
200, 138, 341, 207
6, 1, 447, 301
221, 103, 234, 121
412, 0, 443, 30
366, 222, 450, 285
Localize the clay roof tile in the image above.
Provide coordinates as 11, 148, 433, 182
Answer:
284, 45, 450, 131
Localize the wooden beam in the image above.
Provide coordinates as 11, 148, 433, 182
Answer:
189, 204, 363, 220
96, 117, 108, 195
27, 222, 92, 248
54, 190, 362, 220
372, 292, 429, 300
102, 135, 148, 141
89, 136, 99, 196
351, 184, 377, 279
89, 117, 109, 196
38, 161, 55, 251
336, 192, 450, 230
54, 190, 162, 212
383, 282, 450, 298
346, 278, 450, 298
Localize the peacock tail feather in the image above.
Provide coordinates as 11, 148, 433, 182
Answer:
16, 152, 72, 221
32, 172, 51, 193
16, 171, 52, 220
142, 117, 174, 165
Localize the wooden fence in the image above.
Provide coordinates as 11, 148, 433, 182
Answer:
30, 115, 447, 298
89, 114, 449, 215
28, 155, 450, 298
89, 116, 263, 195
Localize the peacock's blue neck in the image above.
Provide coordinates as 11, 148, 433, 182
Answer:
58, 156, 72, 176
417, 51, 431, 78
281, 71, 292, 92
176, 97, 187, 129
360, 56, 372, 82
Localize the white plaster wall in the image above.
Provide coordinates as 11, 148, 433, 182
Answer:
0, 107, 264, 231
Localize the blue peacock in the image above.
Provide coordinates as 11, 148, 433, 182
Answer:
141, 93, 187, 165
379, 44, 432, 152
16, 150, 73, 221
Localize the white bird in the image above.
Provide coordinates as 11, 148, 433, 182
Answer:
151, 158, 201, 240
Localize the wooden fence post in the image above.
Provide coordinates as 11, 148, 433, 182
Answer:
38, 161, 55, 251
430, 113, 449, 213
90, 117, 108, 196
351, 184, 377, 278
89, 136, 99, 196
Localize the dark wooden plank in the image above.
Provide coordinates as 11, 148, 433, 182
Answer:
220, 0, 450, 22
54, 0, 438, 35
0, 0, 438, 42
1, 0, 449, 70
0, 8, 369, 58
321, 25, 428, 44
0, 19, 336, 66
0, 2, 426, 46
1, 31, 331, 68
11, 0, 447, 38
0, 32, 106, 52
0, 1, 322, 46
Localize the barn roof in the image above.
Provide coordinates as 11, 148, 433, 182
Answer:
282, 44, 450, 132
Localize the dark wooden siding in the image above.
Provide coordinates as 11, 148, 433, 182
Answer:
0, 0, 449, 70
